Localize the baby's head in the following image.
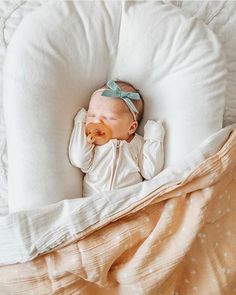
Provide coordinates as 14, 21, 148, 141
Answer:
86, 80, 144, 142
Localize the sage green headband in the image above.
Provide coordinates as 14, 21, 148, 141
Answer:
101, 80, 141, 119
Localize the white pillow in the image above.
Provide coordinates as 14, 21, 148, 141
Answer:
3, 1, 226, 212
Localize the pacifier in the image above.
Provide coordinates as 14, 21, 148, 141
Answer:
86, 121, 112, 146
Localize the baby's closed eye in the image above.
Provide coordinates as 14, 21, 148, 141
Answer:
87, 113, 117, 121
104, 116, 117, 121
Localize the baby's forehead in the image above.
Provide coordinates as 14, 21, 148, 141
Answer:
89, 91, 128, 112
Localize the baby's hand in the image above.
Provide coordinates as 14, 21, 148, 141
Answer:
74, 108, 87, 123
144, 120, 165, 142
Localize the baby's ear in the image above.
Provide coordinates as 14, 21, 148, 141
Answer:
128, 120, 138, 134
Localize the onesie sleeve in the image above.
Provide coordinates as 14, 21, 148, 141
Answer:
68, 108, 95, 173
139, 120, 165, 180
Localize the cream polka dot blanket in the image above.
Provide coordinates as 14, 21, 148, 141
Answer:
0, 129, 235, 294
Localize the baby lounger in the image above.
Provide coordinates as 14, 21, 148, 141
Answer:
3, 0, 227, 211
1, 1, 236, 294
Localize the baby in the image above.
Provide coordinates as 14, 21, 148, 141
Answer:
68, 79, 165, 197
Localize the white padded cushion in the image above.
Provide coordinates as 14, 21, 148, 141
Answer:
3, 1, 226, 212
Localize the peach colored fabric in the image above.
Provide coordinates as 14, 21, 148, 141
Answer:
0, 130, 235, 295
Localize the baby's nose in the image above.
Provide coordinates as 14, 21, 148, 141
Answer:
93, 116, 103, 123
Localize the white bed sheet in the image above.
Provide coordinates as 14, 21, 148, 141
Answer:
0, 0, 236, 217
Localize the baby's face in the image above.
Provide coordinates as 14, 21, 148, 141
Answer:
86, 91, 137, 141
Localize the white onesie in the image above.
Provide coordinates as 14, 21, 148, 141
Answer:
68, 108, 165, 197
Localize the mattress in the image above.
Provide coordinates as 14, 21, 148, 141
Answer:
0, 0, 236, 216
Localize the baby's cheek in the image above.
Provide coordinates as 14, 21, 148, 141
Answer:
113, 123, 126, 135
106, 122, 117, 136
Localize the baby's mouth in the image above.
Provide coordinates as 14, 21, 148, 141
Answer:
94, 129, 105, 137
86, 122, 112, 145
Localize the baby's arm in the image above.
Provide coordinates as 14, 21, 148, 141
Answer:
68, 108, 95, 173
139, 120, 165, 180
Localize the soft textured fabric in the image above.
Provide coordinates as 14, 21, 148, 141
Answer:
0, 128, 235, 295
2, 0, 226, 211
0, 123, 233, 266
68, 108, 165, 196
0, 124, 234, 266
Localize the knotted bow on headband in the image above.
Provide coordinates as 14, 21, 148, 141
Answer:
101, 80, 141, 120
